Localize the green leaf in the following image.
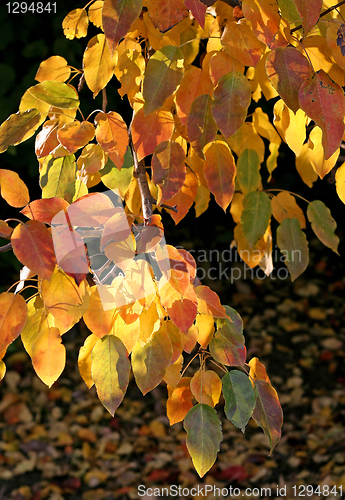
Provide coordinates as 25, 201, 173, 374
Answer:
40, 155, 77, 203
307, 200, 339, 255
131, 325, 173, 395
241, 191, 271, 247
26, 81, 80, 109
222, 370, 255, 431
143, 45, 184, 115
209, 305, 246, 366
0, 109, 41, 153
183, 403, 222, 478
236, 149, 261, 195
276, 217, 309, 281
91, 335, 130, 416
212, 71, 251, 139
100, 149, 134, 198
252, 380, 283, 454
277, 0, 301, 24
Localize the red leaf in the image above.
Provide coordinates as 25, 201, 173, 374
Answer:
184, 0, 207, 28
195, 285, 229, 318
11, 220, 56, 280
21, 198, 69, 224
147, 0, 189, 32
299, 70, 345, 159
0, 293, 27, 352
167, 285, 198, 333
265, 47, 311, 113
102, 0, 143, 56
95, 111, 128, 169
132, 108, 174, 161
294, 0, 322, 35
253, 380, 283, 453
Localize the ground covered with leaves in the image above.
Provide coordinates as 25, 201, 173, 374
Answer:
0, 240, 344, 500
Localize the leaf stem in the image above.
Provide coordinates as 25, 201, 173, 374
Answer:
264, 189, 310, 204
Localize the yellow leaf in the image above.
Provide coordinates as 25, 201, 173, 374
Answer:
227, 122, 265, 164
308, 126, 339, 179
88, 0, 103, 29
234, 222, 264, 268
273, 99, 306, 156
195, 314, 215, 348
35, 56, 71, 83
335, 162, 345, 204
78, 333, 99, 389
83, 34, 116, 97
31, 325, 66, 387
230, 192, 244, 224
190, 369, 222, 407
164, 354, 183, 387
112, 313, 140, 354
62, 8, 89, 40
271, 191, 306, 229
114, 39, 145, 98
295, 143, 318, 188
83, 286, 117, 338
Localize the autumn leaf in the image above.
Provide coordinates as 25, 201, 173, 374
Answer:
167, 377, 193, 424
184, 404, 222, 478
83, 34, 116, 97
293, 0, 322, 35
242, 0, 281, 48
175, 66, 213, 126
236, 149, 261, 195
57, 120, 95, 154
241, 191, 272, 247
252, 380, 283, 453
222, 370, 255, 430
31, 325, 66, 387
24, 81, 80, 109
271, 191, 306, 229
91, 335, 130, 416
0, 110, 41, 153
248, 357, 271, 384
167, 169, 198, 224
147, 0, 189, 32
62, 8, 89, 39
195, 285, 228, 318
0, 169, 30, 208
78, 333, 99, 389
143, 45, 184, 115
187, 94, 217, 158
102, 0, 143, 56
131, 108, 174, 161
11, 221, 56, 280
0, 293, 28, 352
307, 200, 339, 255
276, 217, 309, 281
190, 369, 222, 407
95, 112, 128, 169
221, 20, 266, 68
209, 306, 246, 366
35, 56, 71, 83
299, 70, 345, 160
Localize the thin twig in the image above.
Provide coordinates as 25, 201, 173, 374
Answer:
291, 0, 345, 33
0, 242, 12, 254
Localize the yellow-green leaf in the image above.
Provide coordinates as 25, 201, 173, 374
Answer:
0, 109, 41, 153
276, 217, 309, 281
307, 200, 339, 255
25, 81, 80, 109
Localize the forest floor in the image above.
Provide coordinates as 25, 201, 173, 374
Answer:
0, 239, 344, 500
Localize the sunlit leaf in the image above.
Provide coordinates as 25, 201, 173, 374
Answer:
295, 143, 318, 188
131, 108, 174, 162
132, 325, 173, 394
147, 0, 189, 32
57, 120, 95, 154
25, 81, 79, 109
209, 305, 246, 366
78, 333, 99, 389
83, 34, 116, 97
0, 292, 27, 352
95, 111, 128, 170
195, 285, 228, 318
115, 39, 145, 98
184, 0, 207, 28
143, 45, 184, 115
152, 141, 186, 205
11, 220, 56, 280
212, 72, 251, 138
187, 95, 217, 158
252, 380, 283, 453
83, 286, 117, 338
209, 51, 245, 86
307, 200, 339, 255
167, 377, 193, 424
221, 19, 266, 68
0, 109, 41, 153
293, 0, 322, 35
307, 126, 339, 179
89, 0, 104, 28
222, 370, 255, 430
271, 191, 305, 229
299, 70, 345, 160
0, 169, 30, 208
266, 47, 311, 113
203, 140, 236, 211
241, 191, 271, 247
30, 325, 66, 387
62, 8, 89, 39
335, 162, 345, 205
35, 56, 71, 83
248, 356, 271, 384
103, 0, 143, 56
40, 155, 77, 203
190, 369, 222, 407
167, 169, 198, 224
166, 283, 198, 333
242, 0, 281, 48
195, 313, 215, 348
77, 144, 108, 175
100, 153, 133, 197
273, 99, 306, 156
184, 404, 222, 478
0, 220, 12, 239
276, 217, 308, 281
91, 335, 130, 415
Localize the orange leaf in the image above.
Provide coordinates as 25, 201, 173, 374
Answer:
103, 0, 143, 56
175, 66, 213, 126
184, 0, 207, 29
299, 70, 345, 159
195, 285, 228, 318
187, 94, 217, 158
31, 325, 66, 387
212, 72, 251, 139
0, 220, 12, 239
95, 111, 129, 169
0, 169, 30, 208
83, 286, 117, 338
242, 0, 281, 48
167, 377, 193, 425
209, 51, 245, 86
77, 144, 108, 174
0, 293, 27, 352
167, 283, 198, 333
152, 141, 186, 205
147, 0, 189, 32
190, 369, 222, 407
132, 108, 174, 162
168, 170, 198, 224
35, 119, 60, 158
203, 141, 236, 211
221, 20, 266, 68
21, 198, 69, 224
11, 221, 56, 280
248, 357, 271, 384
57, 120, 95, 154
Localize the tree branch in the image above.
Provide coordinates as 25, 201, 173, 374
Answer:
0, 242, 12, 254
